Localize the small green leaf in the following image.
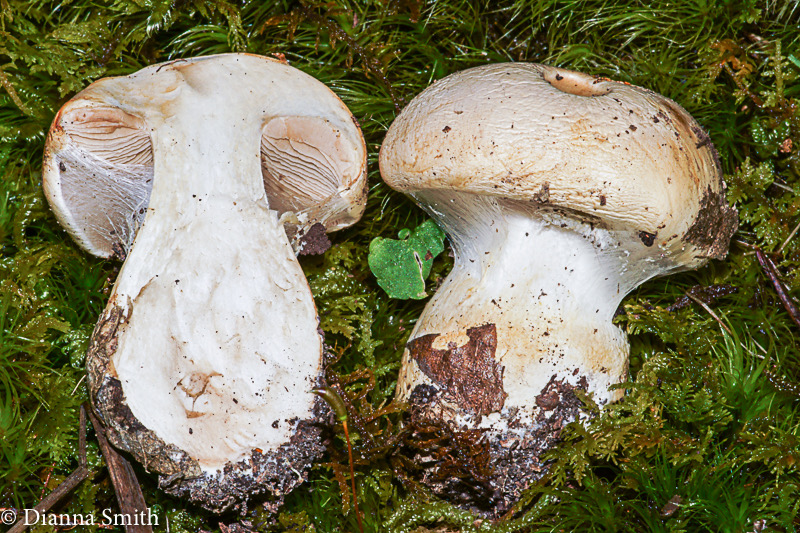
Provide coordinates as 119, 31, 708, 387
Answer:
368, 220, 446, 300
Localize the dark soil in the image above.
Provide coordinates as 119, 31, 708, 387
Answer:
406, 373, 589, 516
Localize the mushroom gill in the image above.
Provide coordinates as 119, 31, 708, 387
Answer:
261, 115, 364, 234
45, 106, 154, 259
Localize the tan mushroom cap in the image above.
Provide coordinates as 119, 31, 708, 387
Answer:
43, 53, 367, 259
380, 63, 737, 267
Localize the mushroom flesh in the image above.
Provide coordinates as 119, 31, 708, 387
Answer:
43, 54, 367, 512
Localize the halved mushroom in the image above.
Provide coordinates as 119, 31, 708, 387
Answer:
380, 63, 737, 512
43, 54, 367, 513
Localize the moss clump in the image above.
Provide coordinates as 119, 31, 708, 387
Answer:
1, 0, 799, 532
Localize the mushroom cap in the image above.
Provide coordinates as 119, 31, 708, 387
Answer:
43, 53, 367, 259
380, 63, 737, 270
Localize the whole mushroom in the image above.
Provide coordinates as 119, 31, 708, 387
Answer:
43, 54, 367, 512
379, 63, 737, 511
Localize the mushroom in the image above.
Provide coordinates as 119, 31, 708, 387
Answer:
42, 54, 367, 513
379, 63, 737, 511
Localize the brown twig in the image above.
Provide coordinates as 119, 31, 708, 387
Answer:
755, 248, 800, 330
87, 406, 153, 533
777, 218, 800, 255
342, 419, 364, 533
723, 63, 766, 109
313, 386, 365, 533
667, 284, 738, 312
685, 291, 734, 336
39, 463, 56, 501
8, 407, 89, 533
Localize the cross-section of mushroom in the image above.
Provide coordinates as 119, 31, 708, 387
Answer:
379, 63, 737, 512
42, 54, 367, 513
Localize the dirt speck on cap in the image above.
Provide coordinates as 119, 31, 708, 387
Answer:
638, 230, 657, 247
683, 185, 738, 260
532, 181, 550, 203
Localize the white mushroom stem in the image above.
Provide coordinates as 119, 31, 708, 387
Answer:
110, 90, 321, 471
396, 191, 677, 423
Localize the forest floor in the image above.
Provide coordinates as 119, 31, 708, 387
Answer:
1, 1, 799, 531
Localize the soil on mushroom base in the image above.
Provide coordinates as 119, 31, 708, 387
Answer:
406, 373, 589, 517
297, 222, 333, 256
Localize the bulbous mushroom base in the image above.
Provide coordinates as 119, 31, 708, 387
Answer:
406, 376, 590, 516
86, 304, 327, 514
157, 418, 325, 515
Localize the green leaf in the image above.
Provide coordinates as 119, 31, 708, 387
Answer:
368, 220, 445, 300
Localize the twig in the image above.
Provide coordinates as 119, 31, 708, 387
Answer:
313, 387, 364, 533
342, 419, 364, 533
723, 63, 765, 109
685, 291, 767, 359
777, 218, 800, 255
755, 248, 800, 330
734, 239, 757, 249
685, 291, 733, 336
770, 181, 797, 194
8, 407, 89, 533
87, 406, 153, 533
750, 337, 769, 356
39, 463, 55, 500
70, 374, 86, 396
667, 284, 737, 312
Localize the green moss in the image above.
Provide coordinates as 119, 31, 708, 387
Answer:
1, 0, 799, 531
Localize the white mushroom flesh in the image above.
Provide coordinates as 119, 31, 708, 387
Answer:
43, 55, 367, 480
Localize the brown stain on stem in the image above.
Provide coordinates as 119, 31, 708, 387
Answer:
407, 324, 506, 417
